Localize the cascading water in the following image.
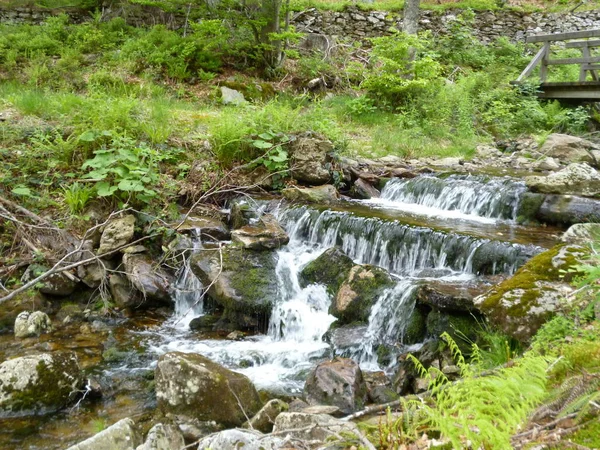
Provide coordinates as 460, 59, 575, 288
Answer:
368, 174, 527, 222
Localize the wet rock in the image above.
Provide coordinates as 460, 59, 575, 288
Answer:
108, 273, 136, 308
14, 311, 52, 338
416, 284, 477, 313
324, 324, 367, 353
331, 265, 395, 324
425, 309, 481, 353
352, 178, 380, 199
299, 247, 354, 296
229, 199, 260, 229
474, 244, 588, 343
537, 194, 600, 226
403, 307, 428, 345
561, 223, 600, 245
0, 352, 83, 416
526, 163, 600, 197
189, 314, 219, 331
66, 418, 141, 450
471, 240, 538, 276
195, 429, 286, 450
288, 134, 333, 184
516, 192, 546, 224
226, 330, 245, 340
176, 214, 230, 241
136, 423, 184, 450
22, 263, 78, 297
539, 134, 598, 166
304, 357, 368, 415
122, 254, 172, 305
243, 398, 288, 432
231, 214, 289, 250
56, 304, 85, 324
191, 246, 276, 331
155, 352, 262, 427
221, 86, 246, 105
282, 184, 339, 204
98, 215, 136, 255
369, 385, 399, 404
272, 412, 360, 441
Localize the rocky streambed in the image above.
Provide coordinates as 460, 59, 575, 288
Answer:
1, 132, 600, 449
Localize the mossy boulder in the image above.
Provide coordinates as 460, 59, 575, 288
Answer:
331, 264, 395, 324
191, 246, 277, 331
299, 247, 355, 296
403, 306, 428, 345
155, 352, 262, 427
220, 80, 276, 102
0, 352, 83, 417
474, 244, 588, 343
516, 192, 545, 224
526, 163, 600, 198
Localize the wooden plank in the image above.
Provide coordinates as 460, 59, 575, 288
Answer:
566, 39, 600, 48
582, 45, 591, 81
546, 56, 600, 65
516, 46, 547, 82
538, 82, 600, 100
540, 41, 550, 82
526, 29, 600, 43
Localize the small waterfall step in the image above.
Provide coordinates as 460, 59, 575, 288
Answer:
374, 174, 527, 221
278, 205, 545, 276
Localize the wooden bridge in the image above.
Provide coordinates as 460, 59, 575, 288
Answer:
515, 29, 600, 100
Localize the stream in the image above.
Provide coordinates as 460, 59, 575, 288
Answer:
0, 173, 563, 449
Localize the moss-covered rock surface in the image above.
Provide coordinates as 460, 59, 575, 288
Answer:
299, 247, 354, 296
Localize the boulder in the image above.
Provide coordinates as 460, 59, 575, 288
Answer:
299, 247, 355, 296
324, 324, 366, 354
155, 352, 262, 427
539, 134, 598, 166
331, 265, 395, 324
272, 412, 361, 442
221, 86, 246, 105
98, 215, 136, 255
303, 357, 368, 415
0, 352, 83, 416
14, 311, 52, 338
231, 214, 289, 250
536, 195, 600, 226
66, 418, 141, 450
191, 246, 277, 331
80, 258, 114, 288
526, 163, 600, 198
416, 284, 477, 313
243, 398, 288, 433
195, 429, 286, 450
561, 223, 600, 245
229, 199, 260, 229
288, 134, 333, 184
474, 244, 588, 343
536, 157, 561, 171
176, 215, 230, 241
136, 423, 184, 450
108, 273, 136, 308
122, 254, 172, 304
352, 178, 380, 199
282, 184, 339, 204
21, 263, 77, 297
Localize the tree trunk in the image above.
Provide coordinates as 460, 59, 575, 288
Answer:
402, 0, 420, 35
260, 0, 282, 70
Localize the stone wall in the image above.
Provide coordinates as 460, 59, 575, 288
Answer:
2, 4, 600, 44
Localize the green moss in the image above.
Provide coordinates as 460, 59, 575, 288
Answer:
571, 420, 600, 448
516, 192, 545, 224
426, 309, 479, 354
300, 247, 354, 296
403, 307, 427, 345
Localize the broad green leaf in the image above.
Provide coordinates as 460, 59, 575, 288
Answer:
252, 139, 272, 149
95, 182, 118, 197
12, 186, 32, 196
78, 130, 97, 142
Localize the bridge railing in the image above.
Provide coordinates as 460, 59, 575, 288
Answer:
516, 29, 600, 84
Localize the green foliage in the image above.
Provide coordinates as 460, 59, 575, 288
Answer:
62, 182, 95, 214
249, 131, 290, 173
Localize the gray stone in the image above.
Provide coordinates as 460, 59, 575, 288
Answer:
561, 223, 600, 245
14, 311, 52, 338
430, 157, 462, 167
304, 357, 368, 415
288, 134, 333, 185
272, 412, 360, 441
282, 184, 339, 204
231, 214, 289, 250
98, 215, 136, 255
109, 273, 136, 308
221, 86, 246, 105
0, 352, 83, 416
195, 429, 286, 450
352, 178, 380, 199
536, 157, 561, 171
123, 253, 172, 304
21, 263, 78, 297
176, 215, 230, 241
526, 163, 600, 197
67, 418, 141, 450
155, 352, 262, 427
539, 134, 598, 166
537, 194, 600, 226
243, 399, 288, 433
136, 423, 184, 450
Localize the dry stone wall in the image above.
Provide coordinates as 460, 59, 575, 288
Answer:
1, 3, 600, 43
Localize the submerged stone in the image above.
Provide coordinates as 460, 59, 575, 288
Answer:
155, 352, 262, 427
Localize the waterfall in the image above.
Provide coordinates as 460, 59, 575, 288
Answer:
277, 206, 539, 276
375, 174, 526, 221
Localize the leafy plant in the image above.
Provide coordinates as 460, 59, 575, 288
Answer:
62, 182, 95, 214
